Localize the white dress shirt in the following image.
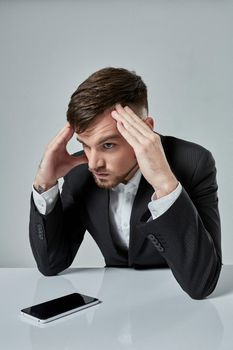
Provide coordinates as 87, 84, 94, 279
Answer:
32, 170, 182, 249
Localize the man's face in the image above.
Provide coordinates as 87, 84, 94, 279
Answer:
76, 108, 143, 189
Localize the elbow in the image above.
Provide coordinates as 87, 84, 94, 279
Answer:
188, 291, 209, 300
188, 287, 216, 300
36, 256, 72, 276
186, 286, 215, 300
37, 263, 66, 277
36, 255, 72, 276
38, 265, 59, 276
186, 260, 222, 300
187, 284, 216, 300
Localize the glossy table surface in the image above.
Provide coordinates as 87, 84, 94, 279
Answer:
0, 266, 233, 350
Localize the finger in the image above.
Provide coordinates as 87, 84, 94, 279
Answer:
113, 104, 152, 137
53, 123, 71, 141
50, 124, 74, 148
62, 126, 75, 144
124, 106, 150, 126
116, 104, 151, 132
115, 120, 141, 148
112, 111, 146, 144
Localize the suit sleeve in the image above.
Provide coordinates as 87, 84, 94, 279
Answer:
138, 149, 222, 299
29, 175, 87, 276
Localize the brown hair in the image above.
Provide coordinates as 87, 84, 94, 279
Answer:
67, 67, 148, 133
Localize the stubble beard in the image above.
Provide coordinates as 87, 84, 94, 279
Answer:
92, 174, 125, 189
91, 162, 139, 189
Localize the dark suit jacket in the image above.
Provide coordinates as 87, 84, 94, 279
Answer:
29, 134, 222, 299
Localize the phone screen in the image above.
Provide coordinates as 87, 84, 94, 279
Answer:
21, 293, 99, 322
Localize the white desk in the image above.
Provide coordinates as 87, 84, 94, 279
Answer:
0, 266, 232, 350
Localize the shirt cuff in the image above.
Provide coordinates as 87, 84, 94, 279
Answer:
32, 183, 59, 215
148, 182, 182, 220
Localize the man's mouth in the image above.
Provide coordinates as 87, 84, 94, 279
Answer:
93, 172, 109, 177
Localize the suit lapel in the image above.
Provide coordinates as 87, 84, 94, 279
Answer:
85, 185, 124, 257
130, 175, 155, 226
129, 175, 154, 260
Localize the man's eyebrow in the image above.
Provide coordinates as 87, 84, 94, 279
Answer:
76, 134, 122, 145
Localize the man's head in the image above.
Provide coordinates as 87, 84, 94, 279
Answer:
67, 67, 148, 132
67, 67, 153, 188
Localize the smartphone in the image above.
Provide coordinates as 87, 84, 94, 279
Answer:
21, 292, 100, 324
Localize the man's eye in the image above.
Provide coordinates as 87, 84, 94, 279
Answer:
103, 143, 115, 149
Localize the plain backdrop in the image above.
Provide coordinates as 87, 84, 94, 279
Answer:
0, 0, 232, 268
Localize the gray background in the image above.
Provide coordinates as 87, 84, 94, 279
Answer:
0, 0, 232, 268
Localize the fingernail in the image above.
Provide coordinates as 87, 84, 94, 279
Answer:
111, 111, 118, 117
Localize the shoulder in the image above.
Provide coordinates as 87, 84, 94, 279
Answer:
159, 134, 216, 188
160, 133, 214, 163
160, 134, 210, 157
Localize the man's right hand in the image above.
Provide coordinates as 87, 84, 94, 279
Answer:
33, 123, 88, 192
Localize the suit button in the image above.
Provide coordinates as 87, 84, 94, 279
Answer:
36, 223, 44, 240
148, 234, 155, 240
157, 245, 164, 252
148, 234, 159, 244
148, 234, 164, 252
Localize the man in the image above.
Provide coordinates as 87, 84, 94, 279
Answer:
30, 67, 222, 299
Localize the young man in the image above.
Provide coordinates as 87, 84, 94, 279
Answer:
30, 67, 222, 299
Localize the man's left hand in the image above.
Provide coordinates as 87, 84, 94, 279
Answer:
111, 104, 178, 199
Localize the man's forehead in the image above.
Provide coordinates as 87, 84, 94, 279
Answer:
76, 112, 122, 143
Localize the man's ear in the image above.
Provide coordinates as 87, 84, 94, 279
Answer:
144, 117, 154, 130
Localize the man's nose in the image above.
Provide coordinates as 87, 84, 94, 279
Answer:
88, 150, 105, 171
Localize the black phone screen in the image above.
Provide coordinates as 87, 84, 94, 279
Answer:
21, 293, 98, 320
